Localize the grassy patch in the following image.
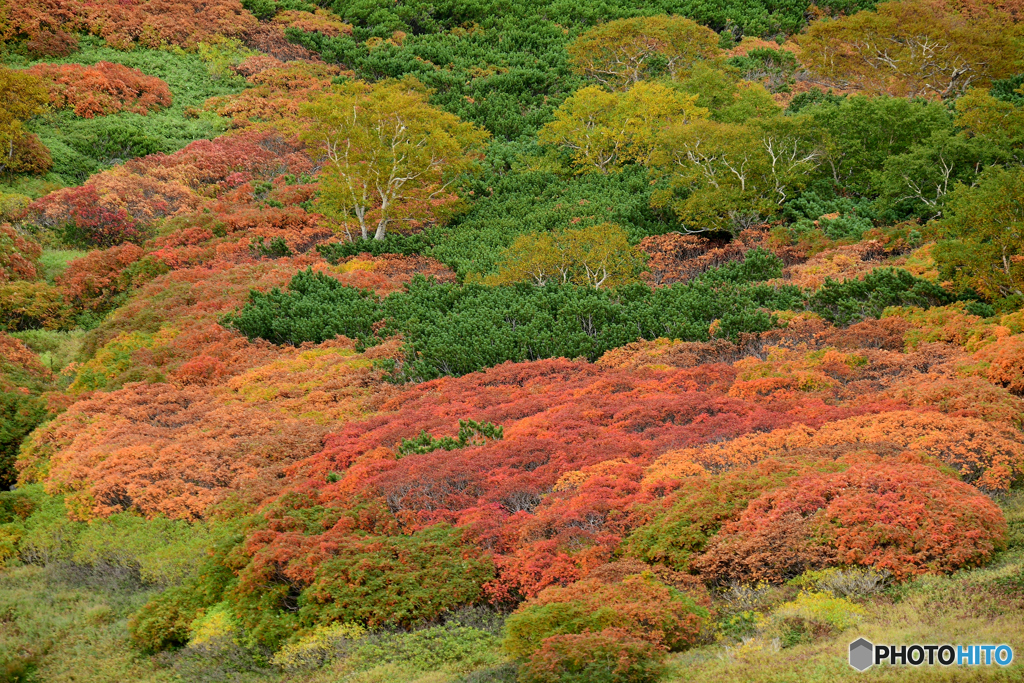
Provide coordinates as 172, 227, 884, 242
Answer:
38, 249, 89, 282
0, 564, 173, 683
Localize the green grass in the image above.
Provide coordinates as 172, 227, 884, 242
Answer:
0, 564, 173, 683
37, 249, 88, 282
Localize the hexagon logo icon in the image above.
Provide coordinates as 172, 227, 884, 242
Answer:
849, 638, 874, 671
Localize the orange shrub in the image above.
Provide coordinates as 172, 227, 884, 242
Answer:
27, 62, 172, 118
17, 339, 392, 520
57, 243, 147, 311
2, 0, 255, 49
647, 409, 1024, 492
694, 463, 1007, 582
273, 9, 352, 36
782, 241, 889, 290
0, 224, 42, 282
205, 60, 345, 127
971, 335, 1024, 396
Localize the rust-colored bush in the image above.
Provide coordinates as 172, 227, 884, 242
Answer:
27, 62, 172, 118
694, 463, 1007, 582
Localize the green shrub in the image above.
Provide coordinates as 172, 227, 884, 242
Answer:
398, 419, 503, 456
316, 233, 432, 263
249, 236, 293, 259
347, 624, 504, 674
224, 269, 382, 346
12, 490, 82, 566
807, 268, 954, 326
293, 524, 495, 632
128, 585, 212, 653
71, 513, 212, 586
0, 392, 49, 488
227, 260, 804, 380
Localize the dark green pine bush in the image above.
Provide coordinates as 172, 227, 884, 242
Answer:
807, 267, 954, 326
225, 251, 804, 380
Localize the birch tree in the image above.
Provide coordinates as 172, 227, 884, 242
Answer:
301, 78, 489, 241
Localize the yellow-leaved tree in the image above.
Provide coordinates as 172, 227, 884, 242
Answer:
797, 0, 1023, 99
483, 223, 644, 289
538, 81, 708, 173
567, 15, 720, 91
650, 115, 826, 232
301, 78, 490, 241
0, 67, 50, 176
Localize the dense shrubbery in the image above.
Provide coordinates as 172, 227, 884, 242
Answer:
808, 268, 955, 326
20, 43, 243, 184
26, 61, 173, 118
3, 0, 1024, 679
694, 463, 1008, 582
227, 253, 803, 378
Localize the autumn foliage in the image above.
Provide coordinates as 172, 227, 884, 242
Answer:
693, 463, 1007, 582
27, 62, 172, 118
0, 224, 42, 282
1, 0, 256, 50
3, 2, 1024, 676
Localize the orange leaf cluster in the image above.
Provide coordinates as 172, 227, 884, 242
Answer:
311, 254, 456, 295
0, 224, 42, 282
781, 240, 890, 290
272, 9, 352, 37
694, 462, 1007, 582
56, 243, 146, 311
638, 228, 795, 286
26, 61, 172, 118
647, 409, 1024, 492
1, 0, 256, 50
207, 60, 349, 128
18, 338, 397, 520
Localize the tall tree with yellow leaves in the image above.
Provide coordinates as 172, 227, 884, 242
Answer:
302, 78, 490, 241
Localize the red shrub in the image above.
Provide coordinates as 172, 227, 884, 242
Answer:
24, 28, 78, 57
694, 463, 1008, 582
30, 184, 143, 247
518, 628, 665, 683
0, 224, 42, 282
57, 243, 146, 310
